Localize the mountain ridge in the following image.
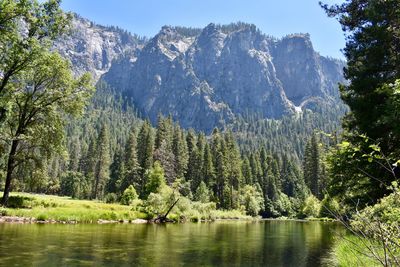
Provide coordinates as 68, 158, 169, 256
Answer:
55, 15, 346, 132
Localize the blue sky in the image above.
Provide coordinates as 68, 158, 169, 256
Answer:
61, 0, 346, 59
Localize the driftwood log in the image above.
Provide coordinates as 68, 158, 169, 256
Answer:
153, 198, 179, 223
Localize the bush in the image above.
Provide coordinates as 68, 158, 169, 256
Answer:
144, 162, 166, 198
319, 195, 340, 218
276, 193, 295, 217
120, 185, 138, 205
104, 193, 118, 204
0, 208, 7, 216
239, 185, 264, 216
301, 195, 321, 218
339, 182, 400, 266
144, 192, 164, 218
36, 213, 48, 221
6, 196, 33, 208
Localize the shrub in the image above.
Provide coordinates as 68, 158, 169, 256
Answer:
319, 195, 340, 218
301, 195, 321, 218
120, 185, 138, 205
239, 185, 264, 216
36, 214, 48, 221
104, 193, 118, 204
0, 208, 7, 216
7, 196, 33, 208
144, 192, 164, 218
144, 161, 166, 198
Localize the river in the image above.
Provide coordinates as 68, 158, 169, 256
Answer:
0, 220, 342, 266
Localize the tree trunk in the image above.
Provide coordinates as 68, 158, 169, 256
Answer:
1, 140, 19, 206
154, 198, 179, 223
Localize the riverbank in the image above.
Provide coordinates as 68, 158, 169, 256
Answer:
327, 235, 383, 267
0, 192, 253, 224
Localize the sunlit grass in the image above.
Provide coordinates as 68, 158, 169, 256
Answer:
0, 192, 252, 223
329, 235, 384, 267
0, 192, 146, 223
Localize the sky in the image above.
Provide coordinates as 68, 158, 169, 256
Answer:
61, 0, 346, 59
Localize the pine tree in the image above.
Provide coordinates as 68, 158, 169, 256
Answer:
186, 129, 198, 184
137, 120, 154, 189
280, 155, 306, 199
249, 152, 263, 185
155, 114, 173, 150
93, 124, 111, 199
224, 131, 242, 209
172, 125, 189, 178
322, 0, 400, 205
190, 133, 205, 192
123, 128, 141, 191
68, 137, 81, 172
202, 143, 216, 188
154, 139, 176, 184
303, 133, 322, 198
81, 136, 97, 196
107, 148, 125, 194
242, 156, 253, 185
194, 181, 210, 203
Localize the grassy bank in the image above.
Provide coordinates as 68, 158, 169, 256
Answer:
0, 192, 252, 223
0, 193, 146, 223
328, 235, 389, 267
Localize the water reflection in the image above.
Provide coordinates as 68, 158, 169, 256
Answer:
0, 221, 342, 266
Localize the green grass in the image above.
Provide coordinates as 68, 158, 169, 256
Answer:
0, 192, 252, 223
328, 235, 386, 267
1, 192, 146, 223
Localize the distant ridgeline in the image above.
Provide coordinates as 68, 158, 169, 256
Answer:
10, 15, 347, 216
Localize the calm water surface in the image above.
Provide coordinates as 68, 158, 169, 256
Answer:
0, 221, 341, 266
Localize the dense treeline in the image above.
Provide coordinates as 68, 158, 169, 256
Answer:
1, 80, 334, 217
230, 101, 346, 164
0, 0, 338, 218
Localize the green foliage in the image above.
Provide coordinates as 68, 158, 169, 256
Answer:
143, 192, 168, 218
331, 235, 383, 267
303, 133, 326, 199
144, 161, 166, 198
0, 1, 94, 205
120, 185, 138, 206
123, 128, 141, 191
6, 195, 34, 209
322, 0, 400, 208
60, 171, 90, 199
319, 195, 340, 218
194, 181, 210, 203
239, 185, 264, 216
104, 193, 118, 204
353, 182, 400, 230
1, 192, 144, 222
92, 124, 111, 199
334, 183, 400, 266
301, 195, 321, 218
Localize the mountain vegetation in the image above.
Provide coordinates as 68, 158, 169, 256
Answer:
0, 0, 344, 219
320, 0, 400, 265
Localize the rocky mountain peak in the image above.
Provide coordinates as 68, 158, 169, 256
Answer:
54, 14, 145, 81
55, 18, 345, 132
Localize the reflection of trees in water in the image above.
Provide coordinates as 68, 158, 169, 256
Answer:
0, 222, 342, 266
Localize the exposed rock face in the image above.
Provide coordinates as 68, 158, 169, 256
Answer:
54, 15, 145, 81
56, 18, 345, 132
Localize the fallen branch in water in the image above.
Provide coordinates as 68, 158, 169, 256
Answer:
154, 198, 180, 223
